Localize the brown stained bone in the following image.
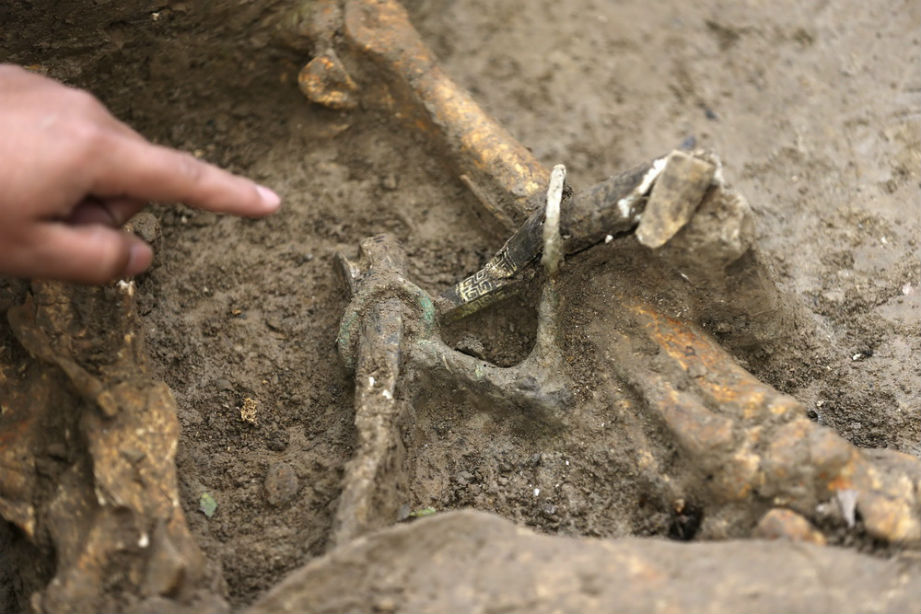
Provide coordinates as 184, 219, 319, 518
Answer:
1, 282, 219, 613
342, 0, 551, 229
284, 0, 550, 231
248, 510, 920, 614
285, 1, 799, 345
0, 361, 67, 540
601, 301, 921, 544
299, 51, 359, 110
286, 1, 796, 341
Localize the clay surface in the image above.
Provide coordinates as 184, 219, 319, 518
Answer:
251, 510, 921, 614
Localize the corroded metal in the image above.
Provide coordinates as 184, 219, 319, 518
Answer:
333, 235, 413, 545
439, 152, 717, 320
333, 184, 574, 541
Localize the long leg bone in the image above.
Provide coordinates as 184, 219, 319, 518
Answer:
606, 299, 921, 543
341, 0, 550, 230
285, 0, 550, 230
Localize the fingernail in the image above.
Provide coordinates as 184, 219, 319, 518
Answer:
255, 184, 281, 211
125, 241, 153, 277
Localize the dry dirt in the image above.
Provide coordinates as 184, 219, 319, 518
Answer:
1, 0, 919, 610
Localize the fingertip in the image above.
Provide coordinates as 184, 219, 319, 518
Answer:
254, 184, 282, 214
124, 239, 153, 277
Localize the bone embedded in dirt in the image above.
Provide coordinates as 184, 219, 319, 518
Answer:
3, 0, 918, 610
342, 0, 550, 226
754, 508, 827, 545
298, 50, 359, 110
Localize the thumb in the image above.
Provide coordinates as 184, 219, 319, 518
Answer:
29, 224, 154, 284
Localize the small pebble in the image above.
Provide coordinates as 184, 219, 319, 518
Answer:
265, 462, 299, 506
381, 174, 399, 191
266, 430, 289, 452
454, 335, 486, 359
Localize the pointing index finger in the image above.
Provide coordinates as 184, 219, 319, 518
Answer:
91, 134, 281, 217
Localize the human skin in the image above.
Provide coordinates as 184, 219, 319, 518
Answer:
0, 64, 281, 284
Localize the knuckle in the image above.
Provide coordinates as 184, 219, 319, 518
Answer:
79, 122, 109, 150
67, 88, 105, 115
64, 89, 114, 131
61, 122, 111, 170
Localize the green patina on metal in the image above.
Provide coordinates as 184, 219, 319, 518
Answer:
337, 310, 359, 370
416, 289, 436, 331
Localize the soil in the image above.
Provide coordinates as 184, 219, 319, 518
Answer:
1, 0, 919, 610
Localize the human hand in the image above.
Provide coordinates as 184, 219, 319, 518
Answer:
0, 64, 281, 284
